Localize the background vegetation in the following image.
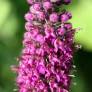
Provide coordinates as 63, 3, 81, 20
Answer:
0, 0, 92, 92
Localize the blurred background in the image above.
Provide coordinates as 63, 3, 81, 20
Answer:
0, 0, 92, 92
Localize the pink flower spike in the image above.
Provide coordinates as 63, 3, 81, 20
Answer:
14, 0, 80, 92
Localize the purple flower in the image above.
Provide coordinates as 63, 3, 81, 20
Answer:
49, 13, 59, 23
13, 0, 80, 92
43, 1, 52, 11
37, 65, 46, 74
33, 3, 41, 11
25, 12, 36, 21
36, 11, 46, 20
60, 11, 72, 22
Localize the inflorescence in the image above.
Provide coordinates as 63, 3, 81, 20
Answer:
12, 0, 80, 92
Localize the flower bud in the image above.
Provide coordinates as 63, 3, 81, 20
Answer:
49, 13, 58, 22
24, 12, 35, 21
43, 1, 52, 10
60, 12, 72, 22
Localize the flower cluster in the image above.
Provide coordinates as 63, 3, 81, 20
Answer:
13, 0, 78, 92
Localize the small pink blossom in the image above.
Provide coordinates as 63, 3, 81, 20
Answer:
43, 1, 52, 11
49, 13, 58, 22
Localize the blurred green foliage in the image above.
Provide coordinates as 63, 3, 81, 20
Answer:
0, 0, 92, 92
